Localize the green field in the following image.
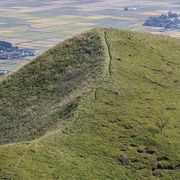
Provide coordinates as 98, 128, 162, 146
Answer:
0, 28, 180, 179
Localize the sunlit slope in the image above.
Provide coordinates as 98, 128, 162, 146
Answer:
0, 28, 180, 179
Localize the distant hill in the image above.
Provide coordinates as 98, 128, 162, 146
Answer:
144, 11, 180, 30
0, 28, 180, 179
0, 41, 12, 49
0, 40, 36, 60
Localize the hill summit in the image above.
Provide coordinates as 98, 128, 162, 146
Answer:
0, 28, 180, 179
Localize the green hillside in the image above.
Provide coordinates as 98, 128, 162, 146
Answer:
0, 28, 180, 179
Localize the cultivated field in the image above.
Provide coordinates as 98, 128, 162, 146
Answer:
0, 0, 180, 75
0, 28, 180, 179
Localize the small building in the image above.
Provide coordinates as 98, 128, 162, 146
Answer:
124, 7, 137, 11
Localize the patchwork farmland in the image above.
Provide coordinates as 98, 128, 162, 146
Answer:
0, 0, 180, 76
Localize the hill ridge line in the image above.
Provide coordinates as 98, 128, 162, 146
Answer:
102, 30, 112, 78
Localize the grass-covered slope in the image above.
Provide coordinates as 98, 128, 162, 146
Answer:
0, 28, 180, 179
0, 29, 105, 144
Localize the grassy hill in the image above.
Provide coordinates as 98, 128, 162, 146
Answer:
0, 28, 180, 179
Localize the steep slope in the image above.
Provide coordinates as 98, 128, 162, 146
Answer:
0, 29, 106, 144
0, 28, 180, 179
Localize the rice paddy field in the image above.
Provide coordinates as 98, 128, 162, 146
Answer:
0, 0, 180, 75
